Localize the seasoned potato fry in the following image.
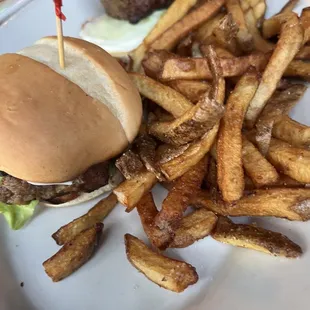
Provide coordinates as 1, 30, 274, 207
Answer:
116, 150, 144, 180
262, 12, 291, 39
272, 115, 310, 148
254, 84, 306, 154
130, 0, 199, 71
212, 217, 302, 258
212, 14, 241, 55
193, 188, 310, 221
166, 80, 211, 103
159, 47, 225, 180
245, 13, 304, 128
267, 138, 310, 183
240, 0, 266, 26
44, 223, 103, 282
295, 45, 310, 60
201, 44, 235, 58
160, 53, 268, 80
125, 234, 198, 292
217, 69, 259, 202
113, 169, 157, 212
155, 157, 208, 242
170, 209, 218, 248
242, 136, 279, 188
195, 13, 226, 43
130, 73, 193, 118
284, 60, 310, 80
136, 193, 171, 250
148, 92, 224, 146
52, 194, 117, 245
278, 0, 299, 14
150, 0, 225, 51
242, 1, 274, 52
301, 7, 310, 44
226, 0, 253, 51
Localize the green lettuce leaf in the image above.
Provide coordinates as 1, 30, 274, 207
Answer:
0, 200, 39, 230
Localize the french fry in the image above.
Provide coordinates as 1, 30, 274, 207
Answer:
115, 150, 144, 180
130, 0, 199, 71
245, 13, 304, 128
301, 7, 310, 44
278, 0, 299, 14
242, 136, 279, 188
201, 44, 235, 58
295, 45, 310, 60
242, 1, 274, 52
217, 69, 259, 202
43, 223, 103, 282
52, 194, 117, 245
125, 234, 198, 292
284, 60, 310, 80
193, 188, 310, 221
267, 138, 310, 183
155, 157, 208, 242
205, 156, 218, 191
160, 53, 268, 80
211, 217, 302, 258
150, 0, 225, 51
136, 193, 171, 250
226, 0, 254, 52
148, 92, 224, 146
240, 0, 267, 27
159, 46, 225, 180
262, 12, 292, 39
130, 73, 193, 118
195, 12, 226, 43
269, 174, 307, 188
170, 209, 218, 248
113, 169, 157, 212
254, 84, 306, 154
272, 115, 310, 148
166, 80, 212, 103
212, 14, 241, 55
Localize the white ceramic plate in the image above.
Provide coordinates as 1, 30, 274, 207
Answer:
0, 1, 310, 309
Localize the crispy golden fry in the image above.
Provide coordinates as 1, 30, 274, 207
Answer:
115, 150, 144, 180
212, 14, 241, 55
170, 209, 217, 248
195, 13, 226, 43
193, 188, 310, 221
125, 234, 198, 292
272, 115, 310, 148
135, 134, 163, 180
113, 169, 157, 212
143, 50, 176, 79
136, 193, 171, 250
262, 12, 292, 39
156, 144, 190, 164
245, 13, 304, 128
159, 47, 225, 181
130, 73, 193, 118
217, 70, 259, 202
301, 7, 310, 44
242, 136, 279, 188
44, 223, 103, 282
212, 217, 302, 258
52, 194, 117, 245
226, 0, 254, 51
267, 138, 310, 183
130, 0, 199, 71
254, 84, 306, 154
240, 0, 266, 26
284, 60, 310, 80
242, 1, 274, 52
149, 93, 224, 146
200, 43, 235, 58
278, 0, 299, 14
160, 53, 268, 80
150, 0, 225, 51
155, 157, 208, 243
167, 80, 211, 103
295, 45, 310, 60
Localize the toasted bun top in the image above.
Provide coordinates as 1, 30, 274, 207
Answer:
0, 37, 142, 183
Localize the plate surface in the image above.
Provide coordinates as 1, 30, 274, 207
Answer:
0, 1, 310, 310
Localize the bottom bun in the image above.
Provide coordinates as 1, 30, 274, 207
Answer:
41, 169, 123, 208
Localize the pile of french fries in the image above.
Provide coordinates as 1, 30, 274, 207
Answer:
43, 0, 310, 293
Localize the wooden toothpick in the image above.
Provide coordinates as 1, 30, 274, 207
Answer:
54, 0, 66, 69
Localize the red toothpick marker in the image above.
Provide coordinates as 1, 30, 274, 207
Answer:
54, 0, 66, 69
